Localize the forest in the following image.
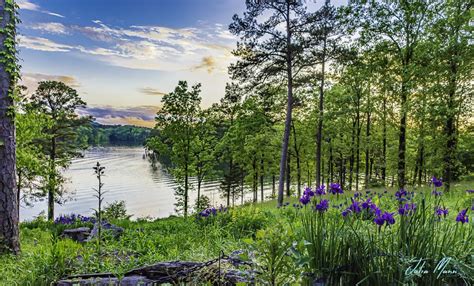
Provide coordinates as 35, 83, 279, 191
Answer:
144, 0, 473, 216
0, 0, 473, 285
77, 123, 151, 146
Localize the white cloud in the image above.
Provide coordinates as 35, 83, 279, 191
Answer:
17, 35, 72, 52
19, 21, 237, 73
28, 22, 69, 34
17, 0, 40, 10
18, 0, 65, 18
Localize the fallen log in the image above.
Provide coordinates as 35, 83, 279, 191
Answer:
56, 252, 255, 285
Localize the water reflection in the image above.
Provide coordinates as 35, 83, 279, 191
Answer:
20, 146, 273, 221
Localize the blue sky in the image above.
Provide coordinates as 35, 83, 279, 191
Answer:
17, 0, 345, 127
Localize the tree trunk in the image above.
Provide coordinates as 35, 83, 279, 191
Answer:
184, 160, 189, 217
292, 123, 301, 197
382, 97, 387, 186
286, 150, 291, 197
260, 157, 264, 202
355, 90, 361, 192
364, 90, 371, 189
253, 158, 257, 202
272, 174, 275, 198
240, 173, 244, 205
349, 119, 356, 191
277, 3, 293, 206
443, 51, 459, 192
329, 138, 333, 183
398, 53, 411, 190
197, 177, 202, 209
315, 32, 327, 188
0, 0, 20, 254
227, 158, 233, 207
48, 137, 56, 221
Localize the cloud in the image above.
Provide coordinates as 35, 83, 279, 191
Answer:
191, 56, 217, 73
138, 87, 166, 96
73, 22, 235, 71
28, 22, 69, 35
17, 0, 39, 10
21, 73, 80, 92
18, 35, 72, 52
78, 105, 159, 127
19, 20, 237, 72
18, 0, 65, 18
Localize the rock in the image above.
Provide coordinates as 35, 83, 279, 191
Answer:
56, 253, 255, 285
86, 221, 124, 241
56, 275, 154, 286
61, 227, 91, 242
125, 261, 202, 282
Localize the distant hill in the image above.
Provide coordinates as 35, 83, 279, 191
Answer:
77, 122, 152, 146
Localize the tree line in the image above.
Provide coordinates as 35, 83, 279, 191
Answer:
146, 0, 473, 216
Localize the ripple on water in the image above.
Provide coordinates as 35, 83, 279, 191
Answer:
20, 146, 274, 221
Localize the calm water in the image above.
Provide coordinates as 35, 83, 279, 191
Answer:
20, 146, 273, 221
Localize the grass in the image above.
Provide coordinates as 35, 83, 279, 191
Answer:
0, 180, 473, 285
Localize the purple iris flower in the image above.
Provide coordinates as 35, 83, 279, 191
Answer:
398, 203, 417, 216
374, 211, 395, 226
374, 215, 385, 226
342, 209, 351, 217
299, 195, 311, 205
362, 199, 378, 213
435, 206, 449, 217
456, 209, 469, 224
383, 212, 396, 225
315, 199, 330, 213
466, 190, 474, 194
315, 185, 326, 196
431, 176, 443, 188
329, 183, 343, 194
431, 190, 443, 197
349, 199, 362, 214
304, 186, 315, 197
395, 189, 408, 201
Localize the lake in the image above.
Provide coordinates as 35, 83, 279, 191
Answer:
20, 146, 273, 221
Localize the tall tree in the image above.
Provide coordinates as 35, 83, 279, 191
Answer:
153, 81, 201, 217
431, 0, 472, 191
29, 81, 89, 220
230, 0, 309, 206
355, 0, 436, 190
15, 88, 50, 211
214, 83, 243, 207
191, 109, 217, 210
0, 0, 20, 254
309, 0, 346, 187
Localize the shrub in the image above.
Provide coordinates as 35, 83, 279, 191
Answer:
103, 200, 131, 220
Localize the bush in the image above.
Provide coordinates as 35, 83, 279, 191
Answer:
103, 200, 131, 220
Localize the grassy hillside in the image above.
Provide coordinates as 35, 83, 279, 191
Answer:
1, 181, 473, 285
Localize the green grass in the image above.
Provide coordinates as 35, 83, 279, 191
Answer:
1, 181, 473, 285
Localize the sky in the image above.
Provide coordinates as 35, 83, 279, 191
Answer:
17, 0, 346, 127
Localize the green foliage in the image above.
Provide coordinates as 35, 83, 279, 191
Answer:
26, 80, 91, 219
76, 122, 151, 146
148, 81, 204, 216
15, 88, 51, 205
103, 200, 131, 221
0, 0, 20, 99
245, 225, 297, 285
1, 182, 472, 285
0, 181, 473, 284
194, 195, 211, 213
